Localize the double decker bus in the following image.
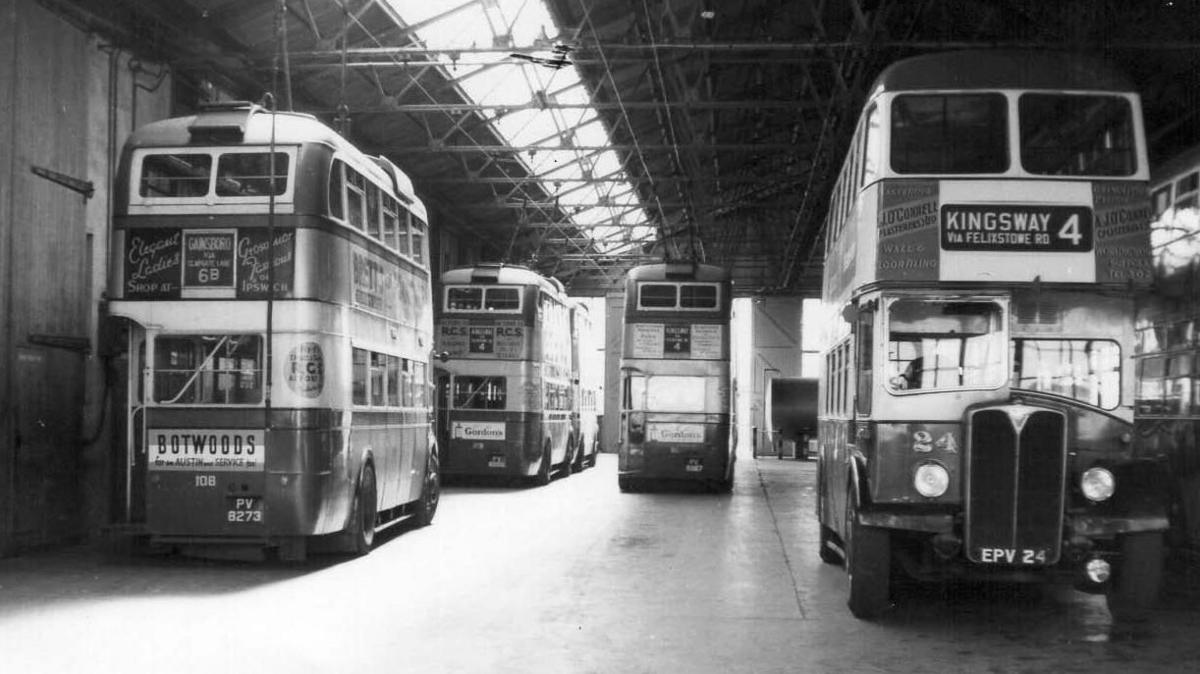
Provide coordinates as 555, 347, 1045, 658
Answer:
570, 300, 601, 471
106, 101, 440, 560
814, 51, 1167, 619
1137, 145, 1200, 553
435, 264, 577, 484
617, 262, 735, 492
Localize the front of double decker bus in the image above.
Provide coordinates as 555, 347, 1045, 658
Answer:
617, 263, 735, 492
838, 51, 1168, 618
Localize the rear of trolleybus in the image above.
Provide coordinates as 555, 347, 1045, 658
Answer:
105, 102, 439, 560
617, 263, 735, 492
435, 265, 575, 484
814, 52, 1167, 619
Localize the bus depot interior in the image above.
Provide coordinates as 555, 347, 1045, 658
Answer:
4, 0, 1200, 668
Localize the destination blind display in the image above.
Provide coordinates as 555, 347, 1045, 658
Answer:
940, 205, 1093, 252
438, 319, 526, 358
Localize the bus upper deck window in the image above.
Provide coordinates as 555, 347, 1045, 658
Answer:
329, 160, 344, 219
640, 284, 677, 308
215, 152, 289, 196
411, 218, 427, 264
890, 94, 1008, 174
1019, 94, 1135, 176
140, 154, 212, 197
680, 284, 718, 309
1151, 185, 1172, 217
382, 198, 400, 249
484, 288, 520, 311
1174, 172, 1199, 209
448, 287, 483, 311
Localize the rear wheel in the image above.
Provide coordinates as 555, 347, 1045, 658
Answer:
534, 442, 553, 486
845, 491, 890, 619
618, 475, 637, 492
346, 464, 377, 556
568, 436, 582, 474
413, 449, 440, 527
1109, 531, 1164, 619
715, 464, 734, 493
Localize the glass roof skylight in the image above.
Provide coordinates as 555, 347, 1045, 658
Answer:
386, 0, 656, 256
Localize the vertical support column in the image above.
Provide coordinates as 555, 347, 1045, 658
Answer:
749, 297, 804, 457
601, 292, 623, 452
0, 0, 19, 556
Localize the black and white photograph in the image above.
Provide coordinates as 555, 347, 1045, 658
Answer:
2, 1, 1200, 672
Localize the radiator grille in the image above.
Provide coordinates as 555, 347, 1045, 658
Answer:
965, 407, 1067, 565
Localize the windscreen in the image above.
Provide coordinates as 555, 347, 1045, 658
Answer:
1012, 339, 1121, 409
887, 299, 1006, 392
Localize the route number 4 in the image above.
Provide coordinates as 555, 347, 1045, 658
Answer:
1058, 214, 1083, 246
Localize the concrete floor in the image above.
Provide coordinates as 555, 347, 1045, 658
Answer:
1, 454, 1199, 673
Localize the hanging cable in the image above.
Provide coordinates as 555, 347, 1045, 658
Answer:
336, 6, 350, 136
280, 0, 294, 110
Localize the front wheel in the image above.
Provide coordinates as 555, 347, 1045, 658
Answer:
568, 436, 582, 474
845, 492, 891, 619
413, 449, 440, 527
819, 524, 842, 565
618, 475, 637, 492
1109, 531, 1164, 619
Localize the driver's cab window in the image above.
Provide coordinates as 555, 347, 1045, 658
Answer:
886, 298, 1006, 393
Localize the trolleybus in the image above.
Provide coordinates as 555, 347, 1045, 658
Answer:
1137, 144, 1200, 552
570, 300, 601, 471
814, 50, 1167, 619
106, 101, 440, 560
617, 262, 735, 492
435, 264, 577, 484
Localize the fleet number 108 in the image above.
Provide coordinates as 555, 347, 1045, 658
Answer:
195, 475, 216, 487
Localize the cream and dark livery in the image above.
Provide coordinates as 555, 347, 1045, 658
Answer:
815, 51, 1167, 619
107, 102, 439, 560
617, 262, 735, 492
434, 264, 579, 483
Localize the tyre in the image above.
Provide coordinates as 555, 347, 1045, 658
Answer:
1109, 531, 1164, 619
845, 492, 891, 619
568, 436, 582, 474
345, 464, 377, 556
413, 449, 440, 527
819, 524, 843, 565
534, 442, 553, 486
618, 475, 636, 492
715, 465, 734, 493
